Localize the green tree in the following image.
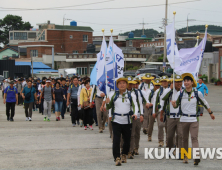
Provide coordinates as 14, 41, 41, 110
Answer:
0, 14, 32, 45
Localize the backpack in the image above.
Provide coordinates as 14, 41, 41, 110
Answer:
177, 89, 200, 117
111, 90, 133, 121
25, 87, 32, 101
7, 86, 16, 94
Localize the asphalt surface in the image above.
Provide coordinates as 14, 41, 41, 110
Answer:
0, 84, 222, 170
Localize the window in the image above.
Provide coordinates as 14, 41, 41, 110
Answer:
10, 32, 13, 40
83, 35, 88, 42
31, 50, 38, 57
70, 35, 73, 39
3, 71, 9, 78
77, 67, 87, 75
14, 32, 27, 40
129, 40, 132, 46
90, 64, 94, 74
161, 42, 163, 45
73, 51, 78, 54
214, 39, 219, 43
141, 44, 143, 47
84, 51, 87, 53
28, 32, 36, 39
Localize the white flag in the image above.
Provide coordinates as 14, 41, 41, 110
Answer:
166, 19, 181, 69
174, 29, 207, 75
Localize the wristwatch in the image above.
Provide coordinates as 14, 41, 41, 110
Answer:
209, 111, 213, 115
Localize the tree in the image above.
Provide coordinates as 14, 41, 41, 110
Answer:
0, 14, 32, 45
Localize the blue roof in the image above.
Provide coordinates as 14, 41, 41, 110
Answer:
32, 69, 58, 74
15, 62, 51, 69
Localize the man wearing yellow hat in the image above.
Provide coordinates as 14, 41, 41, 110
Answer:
126, 77, 150, 158
147, 78, 161, 142
152, 75, 169, 147
139, 73, 154, 134
106, 77, 138, 166
159, 74, 183, 157
171, 73, 215, 165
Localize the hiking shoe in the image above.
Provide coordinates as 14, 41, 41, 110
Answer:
105, 122, 108, 127
58, 117, 60, 121
10, 118, 14, 121
89, 125, 93, 130
26, 117, 29, 121
77, 120, 80, 125
183, 156, 188, 164
80, 121, 83, 127
143, 128, 148, 134
56, 117, 58, 121
121, 154, 127, 163
148, 135, 152, 142
62, 116, 64, 119
115, 157, 121, 166
158, 141, 164, 147
99, 128, 103, 133
128, 152, 134, 159
33, 109, 35, 111
134, 148, 139, 155
194, 159, 200, 165
44, 117, 47, 121
84, 126, 87, 130
72, 123, 76, 127
7, 117, 9, 121
47, 118, 50, 122
200, 113, 203, 116
36, 109, 38, 111
29, 117, 32, 121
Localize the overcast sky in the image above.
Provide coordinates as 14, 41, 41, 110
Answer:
0, 0, 221, 36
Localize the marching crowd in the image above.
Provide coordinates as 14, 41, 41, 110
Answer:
1, 72, 214, 166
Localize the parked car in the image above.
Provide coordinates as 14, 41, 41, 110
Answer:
135, 68, 172, 77
135, 73, 159, 80
0, 76, 4, 90
123, 71, 136, 77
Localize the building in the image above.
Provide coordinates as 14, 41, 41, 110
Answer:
9, 29, 40, 46
17, 21, 93, 59
212, 37, 222, 81
0, 45, 19, 59
0, 60, 30, 78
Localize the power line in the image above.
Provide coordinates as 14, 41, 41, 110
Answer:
0, 0, 201, 11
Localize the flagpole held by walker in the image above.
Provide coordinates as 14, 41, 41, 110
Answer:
110, 29, 115, 91
173, 11, 176, 100
102, 29, 108, 96
196, 25, 208, 82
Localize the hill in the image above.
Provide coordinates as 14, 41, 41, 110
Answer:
119, 25, 222, 37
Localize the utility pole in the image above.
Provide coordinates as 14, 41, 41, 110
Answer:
139, 18, 149, 36
31, 51, 33, 78
187, 13, 196, 32
163, 0, 168, 72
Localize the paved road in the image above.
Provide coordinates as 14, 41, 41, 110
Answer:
0, 84, 222, 170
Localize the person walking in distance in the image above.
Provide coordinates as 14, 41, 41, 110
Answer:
39, 79, 53, 121
53, 82, 66, 121
16, 79, 23, 105
61, 78, 68, 119
3, 80, 18, 121
67, 76, 79, 127
22, 80, 38, 121
196, 78, 208, 116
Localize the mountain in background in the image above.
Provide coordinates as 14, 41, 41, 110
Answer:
119, 25, 222, 37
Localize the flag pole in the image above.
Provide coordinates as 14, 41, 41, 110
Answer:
102, 29, 108, 96
111, 29, 115, 91
196, 25, 208, 82
173, 11, 176, 100
195, 36, 200, 82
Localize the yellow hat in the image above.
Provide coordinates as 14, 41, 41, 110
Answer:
116, 77, 128, 86
160, 75, 169, 82
126, 76, 136, 84
171, 74, 183, 82
153, 78, 161, 86
133, 77, 141, 84
141, 73, 154, 80
181, 73, 197, 87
